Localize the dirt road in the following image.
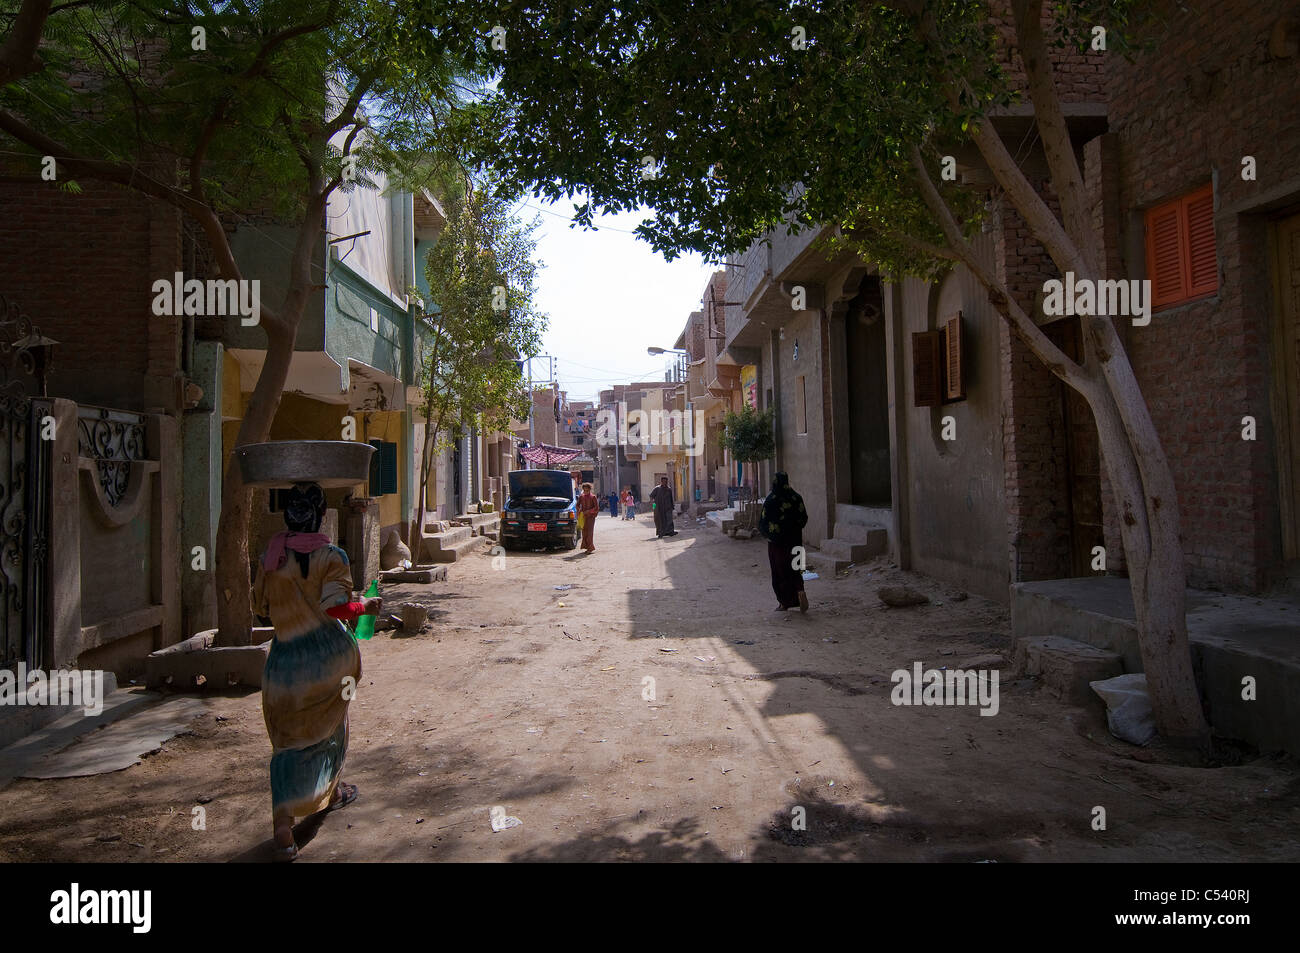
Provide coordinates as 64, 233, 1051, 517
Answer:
2, 511, 1298, 862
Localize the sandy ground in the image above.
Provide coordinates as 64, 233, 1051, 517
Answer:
2, 511, 1298, 862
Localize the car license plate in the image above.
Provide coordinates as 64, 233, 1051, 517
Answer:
527, 522, 547, 532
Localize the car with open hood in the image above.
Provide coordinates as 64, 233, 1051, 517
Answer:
501, 469, 579, 550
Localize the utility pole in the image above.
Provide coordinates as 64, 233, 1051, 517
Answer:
525, 354, 556, 469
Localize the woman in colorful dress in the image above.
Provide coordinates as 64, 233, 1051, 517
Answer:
577, 481, 600, 552
252, 482, 381, 862
621, 487, 635, 520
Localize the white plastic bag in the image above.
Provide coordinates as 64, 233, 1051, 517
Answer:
1089, 672, 1157, 746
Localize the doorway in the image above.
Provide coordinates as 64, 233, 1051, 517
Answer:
1271, 211, 1300, 577
1045, 316, 1104, 577
844, 277, 891, 505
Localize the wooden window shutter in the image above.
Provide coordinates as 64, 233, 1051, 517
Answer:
1184, 184, 1218, 297
943, 312, 965, 402
1146, 203, 1185, 308
1145, 182, 1217, 310
368, 439, 398, 495
912, 330, 943, 407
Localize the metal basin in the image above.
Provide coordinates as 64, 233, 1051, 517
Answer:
234, 440, 375, 489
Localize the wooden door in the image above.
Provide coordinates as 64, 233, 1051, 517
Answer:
1272, 213, 1300, 563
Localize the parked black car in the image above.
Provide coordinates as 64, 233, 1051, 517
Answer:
501, 469, 580, 551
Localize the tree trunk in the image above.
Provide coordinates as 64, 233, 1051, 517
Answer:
1084, 351, 1209, 746
213, 320, 297, 647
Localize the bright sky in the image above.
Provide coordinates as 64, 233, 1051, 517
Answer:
516, 196, 719, 403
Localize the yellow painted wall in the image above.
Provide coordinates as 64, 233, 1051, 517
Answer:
360, 409, 405, 530
218, 369, 409, 541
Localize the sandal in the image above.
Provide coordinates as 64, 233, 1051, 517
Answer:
328, 781, 358, 812
272, 819, 298, 863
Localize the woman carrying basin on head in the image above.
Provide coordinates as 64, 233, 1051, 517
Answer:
252, 482, 381, 862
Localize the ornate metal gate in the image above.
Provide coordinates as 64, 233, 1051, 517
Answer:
0, 294, 51, 670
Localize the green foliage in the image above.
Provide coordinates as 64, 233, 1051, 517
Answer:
720, 405, 775, 465
416, 0, 1144, 281
418, 178, 547, 448
0, 0, 491, 230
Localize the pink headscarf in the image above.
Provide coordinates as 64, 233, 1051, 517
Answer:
263, 531, 332, 571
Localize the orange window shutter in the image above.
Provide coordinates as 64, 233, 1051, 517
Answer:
1146, 203, 1185, 309
943, 312, 965, 402
1184, 184, 1218, 297
912, 330, 943, 408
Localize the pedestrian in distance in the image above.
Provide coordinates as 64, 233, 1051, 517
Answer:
252, 482, 381, 862
578, 482, 600, 552
608, 489, 619, 518
621, 487, 635, 520
759, 471, 809, 612
650, 476, 677, 537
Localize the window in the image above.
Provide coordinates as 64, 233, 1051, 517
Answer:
368, 439, 398, 496
1145, 183, 1218, 310
795, 375, 808, 434
912, 331, 943, 407
943, 312, 965, 402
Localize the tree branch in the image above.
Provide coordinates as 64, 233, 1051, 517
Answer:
1012, 0, 1098, 274
907, 145, 1096, 397
0, 0, 52, 87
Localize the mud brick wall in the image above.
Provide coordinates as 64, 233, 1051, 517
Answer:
993, 194, 1075, 583
1099, 0, 1300, 591
0, 179, 183, 413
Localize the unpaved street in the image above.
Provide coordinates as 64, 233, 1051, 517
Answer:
2, 513, 1298, 862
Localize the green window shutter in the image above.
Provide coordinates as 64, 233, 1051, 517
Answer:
368, 440, 398, 496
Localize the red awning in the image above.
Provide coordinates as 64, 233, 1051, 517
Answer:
520, 443, 582, 467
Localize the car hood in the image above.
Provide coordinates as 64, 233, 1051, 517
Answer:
507, 470, 574, 502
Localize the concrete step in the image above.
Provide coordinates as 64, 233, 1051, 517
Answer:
820, 532, 887, 562
426, 531, 488, 563
419, 524, 473, 560
805, 549, 850, 576
706, 507, 737, 531
834, 503, 892, 544
451, 512, 500, 535
1013, 634, 1123, 706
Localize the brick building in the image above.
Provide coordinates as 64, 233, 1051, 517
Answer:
1094, 1, 1300, 593
721, 1, 1300, 602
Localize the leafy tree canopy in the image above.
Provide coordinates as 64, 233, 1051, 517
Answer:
423, 0, 1143, 280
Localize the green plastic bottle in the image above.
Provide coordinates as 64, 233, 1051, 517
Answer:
353, 579, 379, 641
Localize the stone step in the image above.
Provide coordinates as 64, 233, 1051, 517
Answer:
1012, 635, 1123, 706
425, 531, 488, 564
379, 565, 449, 584
451, 512, 501, 534
706, 507, 737, 531
144, 628, 273, 690
819, 531, 887, 562
834, 503, 892, 544
805, 549, 850, 576
420, 524, 473, 560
